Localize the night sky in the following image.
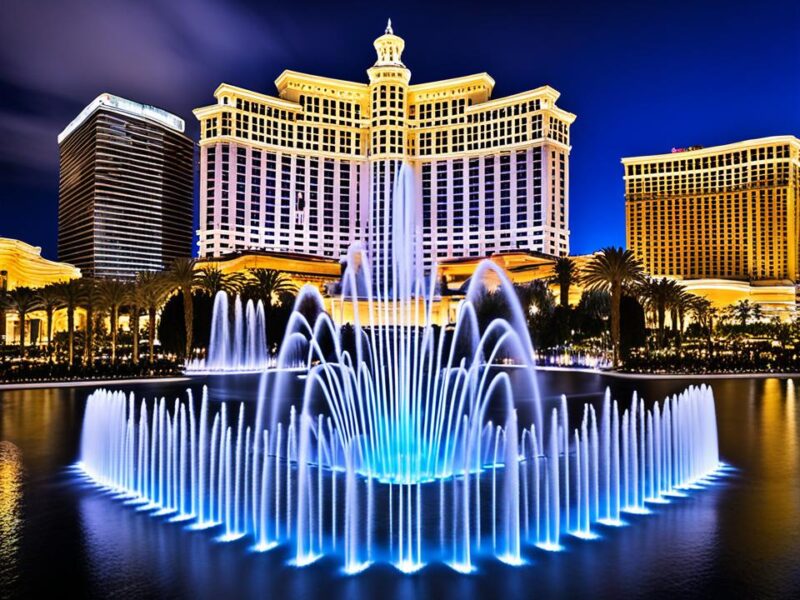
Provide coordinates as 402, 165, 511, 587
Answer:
1, 0, 798, 260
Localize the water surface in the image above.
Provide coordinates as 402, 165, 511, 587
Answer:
1, 372, 798, 598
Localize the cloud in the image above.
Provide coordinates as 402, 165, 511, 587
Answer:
0, 0, 291, 171
0, 0, 286, 104
0, 109, 62, 171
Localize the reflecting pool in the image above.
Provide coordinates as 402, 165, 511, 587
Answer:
2, 372, 799, 598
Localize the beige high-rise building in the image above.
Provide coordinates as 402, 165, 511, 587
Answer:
623, 136, 800, 317
193, 23, 575, 278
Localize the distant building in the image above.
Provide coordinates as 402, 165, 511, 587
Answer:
0, 237, 80, 345
58, 93, 194, 279
623, 136, 800, 318
193, 23, 575, 278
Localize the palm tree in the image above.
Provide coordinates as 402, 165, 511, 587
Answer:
35, 283, 64, 361
552, 256, 579, 308
125, 280, 142, 365
728, 299, 754, 328
581, 247, 645, 367
197, 266, 247, 297
5, 287, 41, 356
688, 295, 712, 329
165, 258, 200, 358
245, 268, 298, 312
96, 279, 128, 363
638, 277, 686, 348
670, 287, 696, 348
80, 278, 98, 365
53, 279, 84, 366
751, 303, 764, 324
687, 295, 714, 349
638, 278, 669, 347
137, 271, 170, 364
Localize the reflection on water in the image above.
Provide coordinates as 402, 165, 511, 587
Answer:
2, 374, 800, 598
0, 442, 22, 590
742, 379, 800, 562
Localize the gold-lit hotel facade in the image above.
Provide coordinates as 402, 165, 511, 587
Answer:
624, 136, 800, 317
0, 238, 81, 345
194, 23, 575, 273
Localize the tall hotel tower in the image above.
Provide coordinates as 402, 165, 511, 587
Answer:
194, 23, 575, 274
624, 137, 800, 281
624, 136, 800, 318
58, 94, 194, 279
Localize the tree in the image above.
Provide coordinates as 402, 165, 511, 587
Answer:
244, 268, 298, 313
165, 258, 200, 358
125, 280, 142, 365
80, 278, 98, 365
35, 283, 63, 361
514, 280, 559, 345
266, 291, 298, 352
4, 287, 41, 356
574, 289, 610, 341
53, 279, 84, 366
157, 291, 214, 356
728, 299, 754, 328
751, 303, 764, 324
137, 271, 170, 364
688, 295, 714, 349
687, 295, 712, 329
516, 280, 555, 319
472, 288, 512, 334
96, 279, 128, 363
581, 247, 645, 368
638, 277, 685, 348
197, 266, 246, 297
620, 295, 647, 356
552, 256, 579, 308
671, 288, 695, 346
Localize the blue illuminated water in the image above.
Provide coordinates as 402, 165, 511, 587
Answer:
74, 164, 722, 574
2, 373, 799, 598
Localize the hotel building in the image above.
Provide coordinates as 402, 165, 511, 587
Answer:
623, 136, 800, 317
194, 23, 575, 276
0, 237, 81, 346
58, 94, 194, 279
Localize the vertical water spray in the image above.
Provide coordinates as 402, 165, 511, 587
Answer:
78, 162, 723, 573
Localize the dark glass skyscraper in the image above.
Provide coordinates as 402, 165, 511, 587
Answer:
58, 94, 194, 279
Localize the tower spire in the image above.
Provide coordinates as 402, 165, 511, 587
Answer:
371, 19, 406, 69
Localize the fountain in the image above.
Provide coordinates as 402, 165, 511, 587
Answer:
185, 292, 271, 373
77, 163, 724, 573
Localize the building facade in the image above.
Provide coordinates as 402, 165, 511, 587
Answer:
196, 249, 342, 291
194, 23, 575, 276
624, 136, 800, 281
623, 136, 800, 318
58, 94, 194, 279
0, 237, 81, 345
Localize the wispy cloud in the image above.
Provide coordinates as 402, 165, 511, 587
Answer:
0, 0, 289, 169
0, 110, 63, 171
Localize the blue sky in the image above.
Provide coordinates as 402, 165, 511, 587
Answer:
0, 0, 798, 258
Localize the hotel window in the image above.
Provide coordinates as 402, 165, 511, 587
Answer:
516, 150, 528, 228
485, 156, 496, 230
498, 154, 513, 218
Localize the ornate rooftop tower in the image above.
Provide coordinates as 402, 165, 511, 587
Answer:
366, 20, 412, 292
370, 19, 407, 70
